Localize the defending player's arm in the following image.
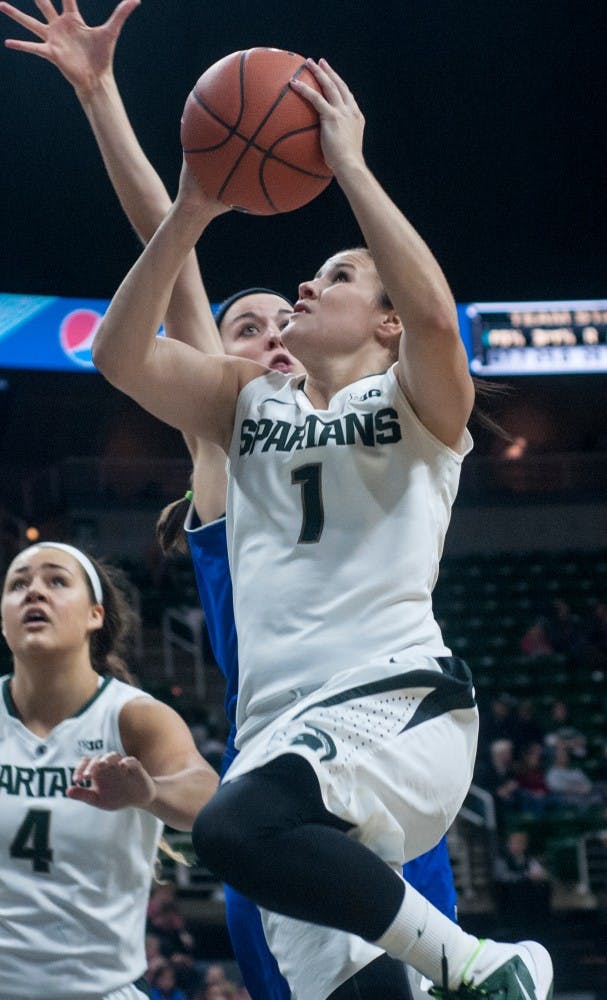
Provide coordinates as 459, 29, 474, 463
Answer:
1, 0, 232, 518
0, 0, 225, 355
68, 697, 219, 830
292, 59, 474, 448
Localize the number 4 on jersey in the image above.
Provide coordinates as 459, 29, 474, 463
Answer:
10, 809, 53, 872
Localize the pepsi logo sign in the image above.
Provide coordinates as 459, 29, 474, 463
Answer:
59, 309, 102, 369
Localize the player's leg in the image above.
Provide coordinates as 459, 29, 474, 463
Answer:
261, 905, 412, 1000
327, 954, 411, 999
404, 836, 458, 922
193, 751, 552, 998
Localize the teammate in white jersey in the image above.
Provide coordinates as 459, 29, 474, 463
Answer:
92, 52, 553, 999
0, 541, 218, 1000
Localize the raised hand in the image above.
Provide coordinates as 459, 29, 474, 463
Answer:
289, 58, 366, 177
175, 156, 233, 220
0, 0, 140, 94
68, 750, 156, 811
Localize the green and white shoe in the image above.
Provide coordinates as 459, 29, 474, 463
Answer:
429, 939, 554, 999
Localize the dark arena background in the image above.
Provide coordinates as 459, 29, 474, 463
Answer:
1, 2, 606, 997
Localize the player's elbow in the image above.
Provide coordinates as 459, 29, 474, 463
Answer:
92, 319, 146, 390
91, 319, 118, 379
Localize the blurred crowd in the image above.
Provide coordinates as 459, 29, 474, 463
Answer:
519, 596, 607, 670
145, 883, 250, 1000
476, 695, 607, 826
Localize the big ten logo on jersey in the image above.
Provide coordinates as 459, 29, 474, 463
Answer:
59, 309, 102, 369
77, 738, 104, 754
347, 388, 382, 402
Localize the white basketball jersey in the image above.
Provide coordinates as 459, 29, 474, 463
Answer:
227, 364, 473, 746
0, 675, 163, 999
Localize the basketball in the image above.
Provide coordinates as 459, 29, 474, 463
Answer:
180, 48, 333, 215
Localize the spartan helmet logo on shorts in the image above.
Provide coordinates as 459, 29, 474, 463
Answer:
289, 724, 337, 761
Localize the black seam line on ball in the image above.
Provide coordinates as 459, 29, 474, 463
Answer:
187, 57, 319, 209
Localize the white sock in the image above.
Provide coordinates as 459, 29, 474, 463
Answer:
373, 880, 481, 989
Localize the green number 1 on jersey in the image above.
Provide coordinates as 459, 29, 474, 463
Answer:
291, 463, 324, 543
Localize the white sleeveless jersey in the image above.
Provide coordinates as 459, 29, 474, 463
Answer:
227, 364, 473, 746
0, 675, 163, 999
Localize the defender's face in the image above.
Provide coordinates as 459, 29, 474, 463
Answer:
219, 293, 303, 374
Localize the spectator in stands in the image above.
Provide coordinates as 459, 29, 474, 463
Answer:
545, 740, 603, 810
544, 699, 587, 763
149, 958, 188, 1000
195, 964, 241, 1000
520, 618, 554, 658
516, 741, 549, 802
147, 882, 196, 959
477, 693, 518, 761
475, 738, 521, 829
516, 742, 550, 816
493, 830, 552, 937
146, 882, 204, 995
512, 700, 546, 757
146, 932, 166, 983
544, 599, 583, 659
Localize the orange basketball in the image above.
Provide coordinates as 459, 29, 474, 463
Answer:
180, 48, 333, 215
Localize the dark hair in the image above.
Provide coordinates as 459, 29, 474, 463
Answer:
336, 247, 393, 310
86, 556, 140, 684
340, 247, 511, 439
469, 378, 513, 441
214, 287, 293, 331
156, 495, 190, 555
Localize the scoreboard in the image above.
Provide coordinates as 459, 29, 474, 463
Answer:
462, 300, 607, 375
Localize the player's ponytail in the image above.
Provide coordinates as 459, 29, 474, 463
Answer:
156, 495, 191, 555
87, 557, 140, 685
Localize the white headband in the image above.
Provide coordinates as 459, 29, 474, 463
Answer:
30, 542, 104, 604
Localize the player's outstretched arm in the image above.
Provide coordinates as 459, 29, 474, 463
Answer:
291, 58, 474, 448
0, 0, 223, 354
68, 698, 219, 830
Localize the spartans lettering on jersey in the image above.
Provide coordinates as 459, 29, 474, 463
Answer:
0, 764, 77, 797
239, 408, 402, 456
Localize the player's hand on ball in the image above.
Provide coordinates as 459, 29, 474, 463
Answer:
0, 0, 140, 94
176, 159, 233, 219
290, 58, 365, 177
68, 751, 156, 811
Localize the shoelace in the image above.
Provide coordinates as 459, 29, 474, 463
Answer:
428, 946, 457, 998
427, 942, 502, 998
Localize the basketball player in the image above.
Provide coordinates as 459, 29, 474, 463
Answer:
91, 51, 554, 997
0, 6, 462, 997
0, 541, 218, 999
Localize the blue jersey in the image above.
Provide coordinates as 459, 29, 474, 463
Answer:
186, 511, 290, 999
186, 513, 238, 773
